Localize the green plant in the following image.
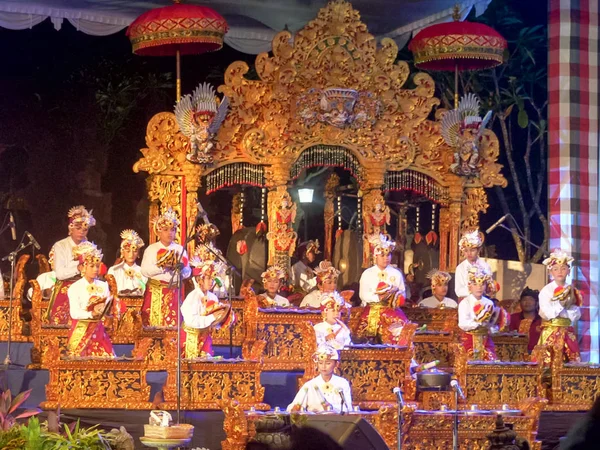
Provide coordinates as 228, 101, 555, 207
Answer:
0, 389, 41, 430
46, 419, 112, 450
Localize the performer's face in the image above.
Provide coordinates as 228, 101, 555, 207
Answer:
464, 247, 479, 263
317, 359, 337, 379
84, 262, 100, 280
199, 275, 214, 292
158, 227, 176, 245
122, 248, 140, 265
375, 252, 391, 269
520, 295, 537, 313
321, 277, 337, 293
325, 308, 340, 323
433, 284, 449, 298
550, 264, 570, 283
265, 279, 281, 296
469, 283, 485, 298
70, 225, 88, 244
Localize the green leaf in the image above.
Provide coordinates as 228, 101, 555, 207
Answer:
518, 109, 529, 128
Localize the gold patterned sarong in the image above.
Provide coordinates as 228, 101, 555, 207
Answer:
538, 317, 580, 364
182, 324, 212, 358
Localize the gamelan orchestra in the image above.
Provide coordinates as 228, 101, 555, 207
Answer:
1, 2, 599, 450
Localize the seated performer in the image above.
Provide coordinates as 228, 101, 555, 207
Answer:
313, 292, 352, 350
455, 230, 492, 300
108, 229, 147, 296
509, 287, 542, 353
359, 234, 406, 306
419, 270, 458, 308
259, 265, 290, 308
537, 249, 581, 363
458, 266, 498, 361
180, 257, 234, 358
66, 242, 115, 358
287, 344, 353, 413
140, 209, 191, 328
47, 205, 95, 325
355, 281, 409, 345
300, 260, 340, 308
27, 248, 57, 302
290, 240, 319, 294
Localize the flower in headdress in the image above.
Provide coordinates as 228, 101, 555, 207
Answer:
68, 205, 96, 231
427, 269, 452, 287
261, 265, 286, 284
459, 229, 483, 252
542, 249, 574, 268
319, 291, 348, 312
153, 208, 179, 234
314, 260, 340, 285
368, 233, 396, 256
120, 229, 144, 255
312, 344, 339, 362
72, 241, 103, 267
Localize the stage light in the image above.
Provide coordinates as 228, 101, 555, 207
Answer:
298, 187, 314, 203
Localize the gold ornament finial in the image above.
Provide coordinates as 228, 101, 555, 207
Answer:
452, 4, 461, 21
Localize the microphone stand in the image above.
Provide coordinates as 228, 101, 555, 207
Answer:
497, 220, 549, 257
1, 234, 34, 368
394, 389, 404, 450
452, 389, 459, 450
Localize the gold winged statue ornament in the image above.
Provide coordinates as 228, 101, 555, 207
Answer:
174, 82, 230, 164
441, 93, 492, 178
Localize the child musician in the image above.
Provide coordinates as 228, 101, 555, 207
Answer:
457, 266, 498, 361
300, 260, 340, 308
537, 249, 581, 363
258, 265, 290, 307
455, 230, 492, 300
419, 270, 458, 308
287, 344, 353, 413
180, 257, 234, 358
313, 292, 352, 350
108, 229, 147, 296
66, 242, 115, 358
140, 209, 191, 327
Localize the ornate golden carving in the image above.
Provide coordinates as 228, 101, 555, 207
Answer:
0, 255, 30, 342
220, 400, 252, 450
323, 173, 340, 260
361, 189, 390, 266
266, 186, 297, 267
462, 186, 489, 233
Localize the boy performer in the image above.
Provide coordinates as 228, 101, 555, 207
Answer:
458, 266, 497, 360
140, 209, 191, 328
290, 240, 320, 294
419, 270, 458, 308
47, 205, 95, 325
301, 260, 340, 308
287, 344, 353, 413
66, 242, 115, 358
455, 230, 492, 300
259, 265, 290, 308
359, 234, 406, 306
537, 249, 581, 363
108, 229, 147, 296
313, 292, 352, 350
181, 257, 234, 358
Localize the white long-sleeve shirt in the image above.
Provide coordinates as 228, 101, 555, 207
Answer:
141, 241, 191, 283
67, 278, 111, 320
454, 258, 492, 299
181, 288, 219, 329
359, 265, 406, 305
287, 374, 353, 413
52, 237, 83, 281
27, 271, 57, 301
259, 292, 290, 307
313, 321, 351, 350
300, 289, 322, 308
419, 296, 458, 309
539, 280, 581, 323
291, 260, 317, 293
458, 294, 495, 332
107, 262, 147, 295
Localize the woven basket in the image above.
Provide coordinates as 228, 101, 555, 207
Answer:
144, 424, 194, 439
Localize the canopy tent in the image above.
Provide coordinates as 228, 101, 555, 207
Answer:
0, 0, 491, 54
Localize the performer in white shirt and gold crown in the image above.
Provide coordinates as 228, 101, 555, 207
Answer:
313, 291, 352, 350
458, 266, 498, 361
300, 260, 340, 308
67, 242, 115, 358
108, 229, 147, 296
419, 270, 458, 309
47, 205, 96, 325
258, 265, 290, 308
454, 230, 492, 300
290, 240, 320, 294
181, 257, 235, 358
140, 208, 191, 328
287, 344, 353, 413
359, 234, 406, 306
537, 249, 581, 364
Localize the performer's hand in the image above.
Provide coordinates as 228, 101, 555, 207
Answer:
91, 303, 104, 319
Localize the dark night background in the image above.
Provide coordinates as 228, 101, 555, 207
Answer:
0, 0, 547, 273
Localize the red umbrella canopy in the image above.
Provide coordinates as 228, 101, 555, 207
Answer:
409, 20, 507, 71
127, 3, 228, 56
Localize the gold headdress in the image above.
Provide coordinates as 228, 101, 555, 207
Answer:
314, 260, 340, 284
467, 265, 492, 286
319, 291, 347, 311
427, 269, 452, 287
312, 344, 339, 362
119, 229, 145, 254
459, 229, 483, 252
190, 255, 225, 280
72, 241, 103, 266
369, 233, 396, 256
542, 249, 574, 268
153, 208, 179, 234
261, 265, 286, 283
68, 205, 96, 230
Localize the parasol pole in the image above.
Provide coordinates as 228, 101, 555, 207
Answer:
454, 62, 459, 109
176, 49, 181, 102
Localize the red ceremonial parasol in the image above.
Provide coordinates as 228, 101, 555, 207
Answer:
409, 7, 507, 107
127, 0, 228, 100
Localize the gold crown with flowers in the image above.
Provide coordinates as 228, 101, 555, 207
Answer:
427, 269, 452, 287
153, 208, 179, 233
120, 229, 145, 253
314, 260, 340, 283
369, 233, 396, 256
542, 249, 574, 268
68, 205, 96, 230
312, 344, 339, 362
467, 265, 492, 286
190, 255, 225, 279
72, 241, 103, 266
319, 291, 346, 311
261, 265, 286, 283
459, 230, 483, 252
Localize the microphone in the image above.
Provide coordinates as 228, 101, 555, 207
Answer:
336, 387, 347, 414
9, 213, 16, 241
485, 214, 510, 234
196, 202, 209, 223
392, 387, 405, 407
450, 380, 466, 400
25, 231, 41, 250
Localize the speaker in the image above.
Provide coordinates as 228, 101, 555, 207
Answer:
301, 415, 390, 450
